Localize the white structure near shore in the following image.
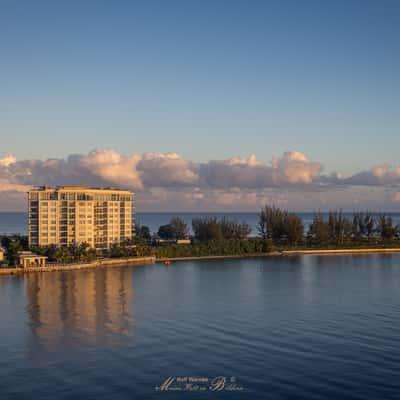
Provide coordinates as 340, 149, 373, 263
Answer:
28, 186, 134, 249
18, 251, 48, 268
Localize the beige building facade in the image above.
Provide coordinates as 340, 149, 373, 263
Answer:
28, 186, 134, 249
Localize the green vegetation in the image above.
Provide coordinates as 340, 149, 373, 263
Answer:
158, 217, 189, 240
192, 217, 251, 241
152, 217, 255, 258
258, 205, 303, 249
152, 239, 264, 258
31, 240, 153, 263
135, 224, 151, 241
2, 207, 400, 266
306, 210, 400, 248
30, 243, 98, 263
0, 235, 29, 266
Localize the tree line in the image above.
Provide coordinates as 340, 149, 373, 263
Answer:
2, 207, 400, 265
141, 209, 400, 249
137, 216, 252, 242
258, 206, 400, 248
306, 210, 399, 247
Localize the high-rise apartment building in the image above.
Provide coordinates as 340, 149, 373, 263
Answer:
28, 186, 134, 249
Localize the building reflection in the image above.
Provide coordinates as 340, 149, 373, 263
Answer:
25, 267, 134, 351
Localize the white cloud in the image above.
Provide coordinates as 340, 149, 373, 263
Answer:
344, 164, 400, 186
79, 149, 143, 188
1, 149, 400, 211
137, 152, 198, 187
271, 151, 321, 184
0, 154, 16, 167
391, 192, 400, 203
199, 151, 321, 188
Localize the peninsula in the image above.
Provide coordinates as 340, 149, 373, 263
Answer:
2, 199, 400, 276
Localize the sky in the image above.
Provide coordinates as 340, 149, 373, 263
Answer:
0, 0, 399, 211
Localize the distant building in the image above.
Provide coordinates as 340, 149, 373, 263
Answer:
28, 186, 134, 249
0, 246, 5, 263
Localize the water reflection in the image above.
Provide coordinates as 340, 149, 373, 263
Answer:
25, 267, 134, 352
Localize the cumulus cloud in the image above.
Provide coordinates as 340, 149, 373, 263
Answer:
271, 151, 322, 184
137, 152, 198, 187
1, 149, 324, 192
79, 150, 143, 188
0, 156, 30, 194
5, 151, 141, 189
1, 149, 400, 211
199, 151, 321, 189
344, 164, 400, 186
391, 192, 400, 203
0, 154, 16, 167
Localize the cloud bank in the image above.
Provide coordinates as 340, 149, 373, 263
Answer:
1, 150, 400, 211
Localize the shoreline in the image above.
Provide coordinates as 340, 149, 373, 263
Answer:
156, 247, 400, 262
2, 247, 400, 276
0, 256, 155, 276
156, 253, 277, 262
281, 248, 400, 256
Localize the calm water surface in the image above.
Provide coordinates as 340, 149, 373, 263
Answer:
1, 255, 400, 399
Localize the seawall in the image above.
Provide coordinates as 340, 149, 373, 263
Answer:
156, 253, 277, 263
281, 248, 400, 256
156, 248, 400, 263
0, 256, 156, 276
3, 248, 400, 276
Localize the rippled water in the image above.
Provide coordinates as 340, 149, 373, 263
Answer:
1, 255, 400, 399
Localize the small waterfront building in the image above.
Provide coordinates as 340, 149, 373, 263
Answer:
18, 251, 47, 268
0, 246, 5, 263
28, 186, 134, 250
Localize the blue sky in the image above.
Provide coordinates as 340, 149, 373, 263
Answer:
0, 0, 399, 211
